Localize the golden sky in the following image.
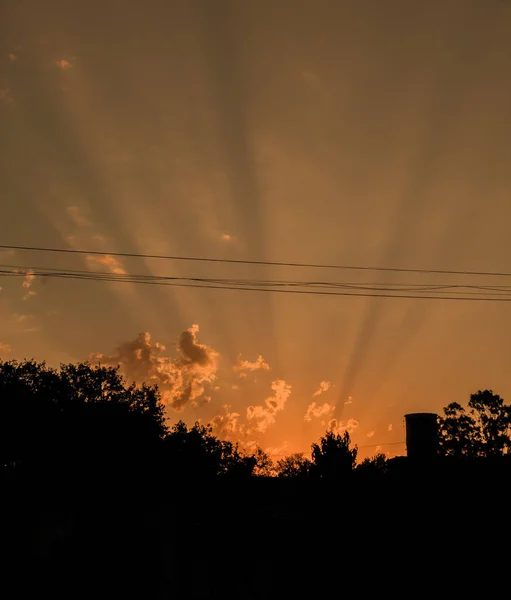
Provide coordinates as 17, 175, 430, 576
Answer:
1, 0, 511, 460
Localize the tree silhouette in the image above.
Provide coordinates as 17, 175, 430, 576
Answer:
163, 421, 257, 481
252, 448, 275, 477
357, 452, 388, 477
438, 390, 511, 457
311, 430, 358, 480
275, 453, 312, 478
0, 359, 167, 482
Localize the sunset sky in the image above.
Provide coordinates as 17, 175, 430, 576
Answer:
1, 0, 511, 460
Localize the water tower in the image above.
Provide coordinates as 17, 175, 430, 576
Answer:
405, 413, 438, 462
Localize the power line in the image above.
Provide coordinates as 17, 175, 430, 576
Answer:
262, 441, 406, 458
360, 441, 406, 449
5, 262, 511, 293
3, 264, 511, 301
2, 243, 511, 278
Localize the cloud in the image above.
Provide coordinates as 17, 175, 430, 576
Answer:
366, 431, 375, 438
388, 424, 393, 432
56, 59, 72, 70
8, 53, 17, 62
264, 442, 290, 458
67, 206, 90, 227
328, 418, 359, 436
246, 379, 291, 434
15, 313, 34, 324
22, 272, 35, 288
312, 380, 331, 397
60, 209, 131, 280
210, 405, 240, 438
304, 401, 335, 422
91, 324, 219, 410
0, 343, 11, 354
344, 396, 353, 405
239, 439, 258, 455
222, 232, 232, 241
12, 313, 38, 333
86, 254, 126, 276
233, 354, 270, 378
22, 270, 36, 299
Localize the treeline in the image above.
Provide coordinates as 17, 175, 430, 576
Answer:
2, 359, 511, 599
0, 359, 382, 489
2, 359, 511, 493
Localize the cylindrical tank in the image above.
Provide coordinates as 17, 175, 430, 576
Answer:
405, 413, 438, 461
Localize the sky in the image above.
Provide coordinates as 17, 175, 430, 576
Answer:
1, 0, 511, 460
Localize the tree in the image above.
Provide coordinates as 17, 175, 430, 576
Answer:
438, 390, 511, 458
310, 430, 358, 480
252, 448, 275, 477
0, 359, 168, 479
163, 421, 257, 480
356, 453, 388, 478
275, 453, 312, 478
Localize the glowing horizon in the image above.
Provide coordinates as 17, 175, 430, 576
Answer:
2, 0, 511, 461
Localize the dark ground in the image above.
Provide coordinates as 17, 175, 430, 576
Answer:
2, 464, 509, 599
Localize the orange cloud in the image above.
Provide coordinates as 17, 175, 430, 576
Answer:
264, 442, 290, 459
233, 354, 270, 378
210, 405, 240, 438
22, 270, 36, 299
0, 343, 11, 354
388, 424, 393, 432
312, 380, 331, 397
328, 418, 359, 436
15, 313, 34, 324
66, 205, 90, 227
86, 254, 126, 276
344, 396, 353, 405
366, 431, 375, 438
91, 324, 219, 410
56, 59, 72, 70
8, 53, 17, 62
222, 232, 232, 241
304, 401, 335, 422
246, 379, 291, 434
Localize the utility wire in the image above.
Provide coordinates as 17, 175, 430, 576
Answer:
3, 264, 511, 301
6, 262, 511, 293
2, 243, 511, 278
262, 441, 406, 458
360, 441, 406, 449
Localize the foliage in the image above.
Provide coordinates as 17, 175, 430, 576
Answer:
0, 359, 167, 476
310, 430, 358, 480
275, 453, 312, 478
252, 448, 275, 477
438, 390, 511, 458
163, 421, 257, 480
0, 359, 271, 484
356, 453, 388, 477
